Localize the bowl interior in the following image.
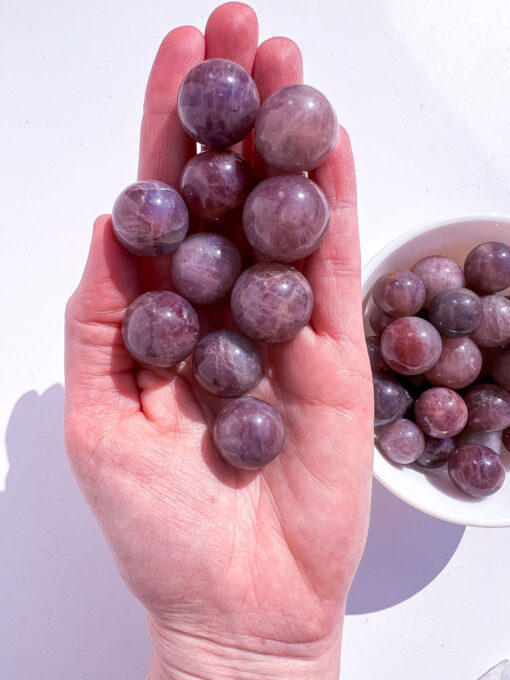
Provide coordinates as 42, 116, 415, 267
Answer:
362, 215, 510, 527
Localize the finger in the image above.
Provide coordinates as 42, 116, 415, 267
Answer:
305, 126, 363, 343
205, 2, 259, 160
65, 216, 142, 451
138, 27, 205, 292
252, 37, 303, 176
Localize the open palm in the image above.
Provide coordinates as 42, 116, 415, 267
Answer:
65, 3, 373, 676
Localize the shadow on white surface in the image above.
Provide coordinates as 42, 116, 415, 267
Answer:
0, 385, 151, 680
346, 479, 466, 615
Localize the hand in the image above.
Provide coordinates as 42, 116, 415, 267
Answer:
64, 4, 373, 679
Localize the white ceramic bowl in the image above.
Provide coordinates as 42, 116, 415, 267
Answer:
362, 215, 510, 527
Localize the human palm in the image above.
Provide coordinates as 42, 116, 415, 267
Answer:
65, 3, 373, 676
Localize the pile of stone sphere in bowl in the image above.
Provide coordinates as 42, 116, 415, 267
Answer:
111, 58, 338, 470
367, 241, 510, 498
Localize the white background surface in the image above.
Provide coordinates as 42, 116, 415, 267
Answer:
1, 0, 510, 678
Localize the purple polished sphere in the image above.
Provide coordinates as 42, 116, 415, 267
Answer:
373, 270, 426, 318
503, 427, 510, 451
369, 305, 393, 335
492, 351, 510, 391
464, 241, 510, 293
464, 383, 510, 432
472, 295, 510, 347
373, 376, 413, 426
377, 418, 425, 464
424, 337, 482, 389
180, 150, 253, 223
415, 435, 455, 468
242, 176, 329, 262
172, 232, 242, 305
411, 255, 465, 306
112, 181, 188, 256
380, 316, 442, 375
254, 84, 338, 172
231, 263, 314, 343
192, 330, 262, 398
448, 445, 505, 497
456, 427, 503, 455
177, 58, 259, 148
122, 291, 199, 367
213, 397, 285, 470
366, 336, 391, 375
414, 387, 468, 439
428, 287, 483, 338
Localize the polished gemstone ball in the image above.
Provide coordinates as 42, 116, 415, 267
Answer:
424, 337, 482, 390
177, 58, 259, 148
231, 263, 314, 342
380, 317, 442, 375
448, 445, 505, 497
471, 295, 510, 347
254, 84, 338, 172
464, 383, 510, 432
122, 291, 199, 367
377, 418, 425, 464
415, 436, 455, 468
464, 241, 510, 293
180, 150, 253, 223
112, 180, 188, 256
213, 397, 285, 469
373, 270, 426, 318
414, 387, 468, 439
172, 233, 242, 305
243, 175, 329, 261
428, 287, 484, 338
192, 330, 262, 398
410, 255, 465, 306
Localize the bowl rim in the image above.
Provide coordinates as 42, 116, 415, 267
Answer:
362, 213, 510, 528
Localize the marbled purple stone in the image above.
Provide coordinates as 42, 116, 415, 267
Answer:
411, 255, 465, 306
177, 58, 259, 148
373, 375, 413, 426
414, 387, 468, 439
366, 336, 391, 375
180, 150, 253, 223
242, 176, 329, 262
471, 295, 510, 347
231, 263, 314, 343
380, 316, 442, 375
377, 418, 425, 464
192, 330, 262, 398
415, 435, 455, 468
492, 351, 510, 391
213, 397, 285, 470
122, 291, 199, 367
373, 270, 426, 318
428, 287, 483, 338
112, 181, 188, 256
503, 427, 510, 451
464, 383, 510, 432
424, 337, 482, 390
368, 305, 393, 335
456, 427, 503, 455
448, 445, 505, 497
254, 84, 338, 172
464, 241, 510, 293
172, 232, 242, 305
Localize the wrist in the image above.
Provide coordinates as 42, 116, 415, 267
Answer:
146, 617, 342, 680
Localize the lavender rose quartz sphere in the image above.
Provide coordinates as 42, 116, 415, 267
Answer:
380, 316, 442, 375
213, 397, 285, 470
424, 337, 482, 390
464, 241, 510, 293
172, 233, 242, 305
377, 418, 425, 464
464, 384, 510, 432
177, 59, 259, 148
414, 387, 468, 439
373, 376, 412, 427
428, 287, 484, 338
122, 291, 199, 367
448, 445, 505, 498
373, 270, 426, 318
112, 181, 188, 256
180, 151, 253, 223
471, 295, 510, 347
254, 84, 338, 172
231, 263, 314, 343
192, 330, 262, 398
415, 435, 455, 469
366, 336, 391, 376
411, 255, 465, 306
242, 176, 329, 262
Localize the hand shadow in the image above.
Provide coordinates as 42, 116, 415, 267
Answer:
346, 479, 465, 615
0, 385, 151, 680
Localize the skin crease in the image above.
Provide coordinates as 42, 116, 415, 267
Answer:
64, 4, 373, 680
